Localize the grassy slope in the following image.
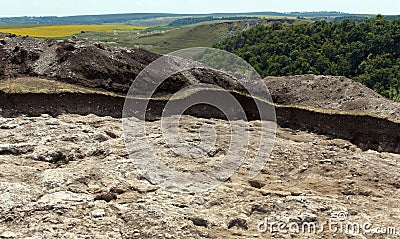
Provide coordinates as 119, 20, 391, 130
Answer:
127, 21, 248, 54
68, 21, 249, 54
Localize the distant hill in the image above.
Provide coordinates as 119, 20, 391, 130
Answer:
0, 11, 379, 25
0, 13, 185, 25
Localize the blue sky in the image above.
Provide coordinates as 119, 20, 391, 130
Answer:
1, 0, 399, 17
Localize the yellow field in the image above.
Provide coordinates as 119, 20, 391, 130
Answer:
0, 24, 148, 38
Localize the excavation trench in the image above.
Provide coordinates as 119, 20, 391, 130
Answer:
1, 91, 399, 154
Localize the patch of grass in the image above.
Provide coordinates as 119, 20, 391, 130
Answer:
69, 21, 236, 53
0, 24, 148, 38
142, 26, 178, 33
0, 77, 122, 96
128, 21, 245, 54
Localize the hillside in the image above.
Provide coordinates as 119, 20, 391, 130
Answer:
129, 19, 298, 54
129, 21, 250, 54
217, 15, 400, 102
0, 13, 186, 25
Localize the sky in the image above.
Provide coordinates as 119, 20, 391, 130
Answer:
1, 0, 400, 17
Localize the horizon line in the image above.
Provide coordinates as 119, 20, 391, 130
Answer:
0, 10, 385, 19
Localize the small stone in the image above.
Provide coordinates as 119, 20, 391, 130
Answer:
94, 192, 117, 202
93, 133, 109, 142
228, 218, 248, 230
190, 217, 208, 227
249, 179, 265, 189
0, 231, 17, 238
0, 123, 18, 129
0, 144, 34, 155
91, 209, 106, 218
133, 232, 140, 237
32, 150, 68, 164
94, 42, 106, 50
290, 192, 302, 196
104, 130, 118, 138
260, 189, 291, 197
319, 159, 333, 164
298, 213, 318, 223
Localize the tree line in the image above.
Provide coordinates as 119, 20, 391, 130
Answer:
216, 16, 400, 101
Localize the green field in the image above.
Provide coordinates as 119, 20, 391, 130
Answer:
130, 22, 232, 53
60, 20, 253, 54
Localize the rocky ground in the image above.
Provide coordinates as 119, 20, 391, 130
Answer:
0, 114, 399, 238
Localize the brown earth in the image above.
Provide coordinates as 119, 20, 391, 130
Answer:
264, 75, 400, 120
0, 36, 159, 93
0, 36, 241, 95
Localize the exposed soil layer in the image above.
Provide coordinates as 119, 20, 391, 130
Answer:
1, 91, 399, 154
264, 75, 400, 120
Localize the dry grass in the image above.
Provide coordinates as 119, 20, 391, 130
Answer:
0, 77, 121, 96
0, 25, 148, 38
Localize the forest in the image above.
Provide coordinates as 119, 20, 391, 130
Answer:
216, 15, 400, 101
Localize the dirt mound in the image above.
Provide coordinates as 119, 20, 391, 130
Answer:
0, 36, 160, 93
264, 74, 400, 120
0, 36, 242, 94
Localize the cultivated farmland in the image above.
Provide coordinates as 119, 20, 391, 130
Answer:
0, 24, 147, 38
